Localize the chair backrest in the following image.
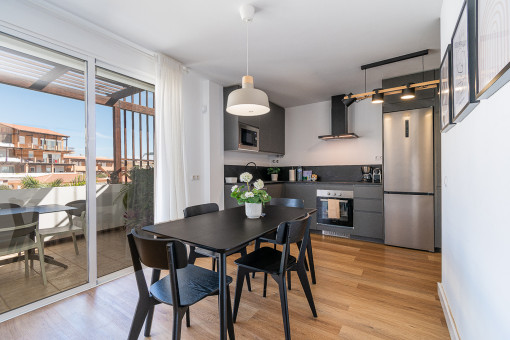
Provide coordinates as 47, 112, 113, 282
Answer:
274, 213, 311, 273
127, 228, 188, 306
183, 203, 219, 218
0, 203, 21, 209
269, 198, 305, 209
0, 212, 39, 243
66, 200, 86, 217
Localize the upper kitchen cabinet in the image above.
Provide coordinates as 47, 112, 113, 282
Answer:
223, 86, 285, 155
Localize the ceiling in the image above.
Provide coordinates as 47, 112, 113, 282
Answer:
42, 0, 443, 108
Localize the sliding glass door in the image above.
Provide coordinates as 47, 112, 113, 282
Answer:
0, 33, 88, 313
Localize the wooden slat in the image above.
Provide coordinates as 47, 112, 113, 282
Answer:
123, 109, 127, 183
112, 106, 121, 182
131, 111, 135, 168
344, 80, 440, 99
139, 113, 142, 167
146, 114, 149, 166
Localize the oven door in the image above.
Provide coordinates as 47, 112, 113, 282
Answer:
238, 123, 259, 151
316, 197, 353, 228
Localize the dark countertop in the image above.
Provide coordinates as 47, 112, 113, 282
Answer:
225, 181, 382, 186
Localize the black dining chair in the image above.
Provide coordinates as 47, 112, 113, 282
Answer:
233, 213, 317, 340
127, 228, 235, 340
183, 203, 251, 291
252, 198, 317, 286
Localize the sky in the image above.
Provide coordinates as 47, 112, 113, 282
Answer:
0, 83, 153, 160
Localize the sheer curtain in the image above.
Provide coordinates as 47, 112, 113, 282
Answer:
154, 54, 187, 223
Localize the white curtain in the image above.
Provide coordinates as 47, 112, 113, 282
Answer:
154, 54, 187, 223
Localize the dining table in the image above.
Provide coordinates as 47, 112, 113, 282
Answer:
0, 204, 77, 269
143, 205, 316, 340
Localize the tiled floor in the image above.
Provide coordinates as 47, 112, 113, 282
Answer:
0, 228, 132, 314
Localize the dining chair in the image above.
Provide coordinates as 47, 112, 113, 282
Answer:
127, 229, 235, 340
233, 213, 317, 340
39, 200, 86, 255
252, 198, 317, 286
183, 203, 252, 291
0, 212, 46, 285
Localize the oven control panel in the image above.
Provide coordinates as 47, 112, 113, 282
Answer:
316, 190, 353, 199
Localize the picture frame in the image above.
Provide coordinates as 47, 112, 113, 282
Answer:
475, 0, 510, 100
440, 44, 455, 133
451, 1, 479, 122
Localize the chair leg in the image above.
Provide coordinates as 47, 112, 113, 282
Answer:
172, 307, 184, 340
71, 232, 79, 255
306, 239, 316, 284
233, 267, 246, 323
37, 243, 47, 286
144, 269, 161, 337
296, 265, 317, 317
186, 307, 191, 327
24, 251, 29, 278
226, 285, 235, 340
296, 241, 309, 271
239, 248, 252, 292
212, 257, 217, 271
188, 246, 197, 264
128, 298, 151, 340
252, 240, 261, 278
263, 273, 268, 298
276, 274, 291, 340
287, 271, 291, 290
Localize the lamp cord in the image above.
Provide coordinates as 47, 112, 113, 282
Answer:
364, 69, 367, 93
246, 21, 249, 76
422, 55, 424, 82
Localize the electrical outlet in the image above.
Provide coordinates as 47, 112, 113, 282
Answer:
191, 175, 200, 181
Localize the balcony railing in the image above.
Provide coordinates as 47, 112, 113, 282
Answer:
14, 143, 72, 151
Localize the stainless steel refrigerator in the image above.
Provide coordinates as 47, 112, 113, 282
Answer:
383, 107, 434, 252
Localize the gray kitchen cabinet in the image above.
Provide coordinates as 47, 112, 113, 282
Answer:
224, 184, 239, 210
352, 184, 383, 240
223, 86, 285, 155
265, 183, 284, 199
259, 102, 285, 154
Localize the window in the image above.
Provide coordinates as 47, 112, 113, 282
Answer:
28, 151, 34, 159
33, 137, 38, 145
18, 135, 25, 144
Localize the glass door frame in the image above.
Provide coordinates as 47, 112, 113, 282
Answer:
0, 23, 144, 322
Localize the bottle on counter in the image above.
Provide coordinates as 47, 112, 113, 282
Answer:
289, 168, 296, 182
297, 166, 303, 182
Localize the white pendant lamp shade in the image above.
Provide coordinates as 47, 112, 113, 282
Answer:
227, 76, 270, 116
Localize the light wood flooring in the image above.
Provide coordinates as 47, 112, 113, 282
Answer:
0, 234, 450, 339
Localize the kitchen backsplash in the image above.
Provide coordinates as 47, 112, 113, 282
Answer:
224, 164, 382, 182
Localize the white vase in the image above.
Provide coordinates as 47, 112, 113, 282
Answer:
245, 202, 262, 219
271, 173, 278, 181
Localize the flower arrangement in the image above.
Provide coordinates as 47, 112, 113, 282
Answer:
231, 172, 272, 205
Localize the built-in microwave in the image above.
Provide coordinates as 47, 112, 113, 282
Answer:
238, 123, 259, 152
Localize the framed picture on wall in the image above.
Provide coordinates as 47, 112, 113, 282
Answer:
451, 1, 479, 122
476, 0, 510, 99
440, 44, 455, 133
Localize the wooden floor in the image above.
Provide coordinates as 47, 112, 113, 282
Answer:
0, 234, 450, 339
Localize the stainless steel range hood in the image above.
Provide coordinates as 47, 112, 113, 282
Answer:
318, 94, 359, 140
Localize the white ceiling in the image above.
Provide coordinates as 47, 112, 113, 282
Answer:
43, 0, 442, 108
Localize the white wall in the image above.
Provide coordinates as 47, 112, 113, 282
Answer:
440, 1, 510, 339
280, 96, 383, 166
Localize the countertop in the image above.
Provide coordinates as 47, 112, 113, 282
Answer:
225, 181, 382, 186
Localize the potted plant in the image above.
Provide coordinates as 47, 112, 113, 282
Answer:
230, 172, 271, 219
267, 167, 280, 181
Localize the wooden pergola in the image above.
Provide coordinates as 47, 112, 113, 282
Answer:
0, 45, 154, 183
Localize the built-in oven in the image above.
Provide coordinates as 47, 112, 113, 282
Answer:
316, 189, 354, 228
238, 123, 259, 152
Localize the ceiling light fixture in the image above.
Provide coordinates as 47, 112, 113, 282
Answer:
401, 83, 416, 100
372, 89, 384, 104
226, 4, 270, 116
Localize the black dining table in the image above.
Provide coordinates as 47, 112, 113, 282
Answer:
0, 204, 77, 268
143, 205, 316, 340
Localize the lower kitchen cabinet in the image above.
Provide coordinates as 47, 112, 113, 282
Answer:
265, 183, 284, 199
352, 184, 384, 241
352, 211, 383, 239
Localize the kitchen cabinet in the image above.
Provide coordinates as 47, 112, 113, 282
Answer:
265, 183, 284, 199
352, 184, 383, 241
223, 86, 285, 155
284, 184, 318, 230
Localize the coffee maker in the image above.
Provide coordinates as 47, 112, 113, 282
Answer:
361, 166, 372, 182
372, 168, 382, 183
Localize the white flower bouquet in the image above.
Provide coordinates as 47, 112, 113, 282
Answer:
231, 172, 271, 205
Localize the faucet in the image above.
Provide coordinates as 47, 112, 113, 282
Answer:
244, 162, 257, 171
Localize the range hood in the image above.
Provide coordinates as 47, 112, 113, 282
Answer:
318, 94, 359, 140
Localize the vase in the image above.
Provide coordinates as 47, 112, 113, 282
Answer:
271, 173, 278, 181
245, 202, 262, 219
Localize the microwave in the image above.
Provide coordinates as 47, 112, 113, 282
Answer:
239, 123, 259, 151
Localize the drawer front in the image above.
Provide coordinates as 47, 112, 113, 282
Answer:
353, 211, 383, 239
354, 198, 383, 212
354, 185, 383, 199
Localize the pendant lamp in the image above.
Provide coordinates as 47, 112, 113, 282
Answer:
226, 4, 270, 116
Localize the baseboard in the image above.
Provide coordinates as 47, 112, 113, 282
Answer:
437, 282, 461, 340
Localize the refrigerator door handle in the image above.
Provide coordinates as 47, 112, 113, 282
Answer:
384, 191, 434, 196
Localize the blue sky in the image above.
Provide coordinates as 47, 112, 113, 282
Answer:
0, 83, 153, 159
